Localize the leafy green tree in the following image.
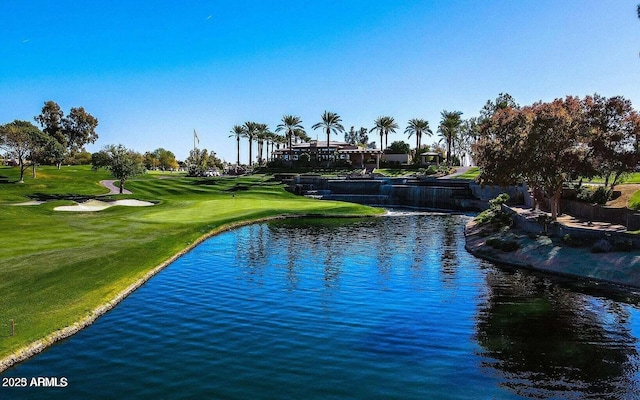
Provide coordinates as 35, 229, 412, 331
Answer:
228, 125, 246, 166
385, 141, 411, 154
0, 120, 47, 182
581, 94, 640, 197
344, 126, 369, 146
35, 101, 99, 167
91, 145, 145, 193
438, 110, 463, 166
276, 115, 305, 165
145, 148, 178, 171
186, 148, 209, 176
312, 111, 345, 165
34, 101, 64, 149
474, 95, 608, 218
62, 106, 99, 155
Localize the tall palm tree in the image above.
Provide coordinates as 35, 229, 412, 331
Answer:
405, 119, 432, 161
383, 116, 399, 150
276, 115, 305, 165
255, 123, 270, 165
228, 125, 246, 166
312, 111, 345, 165
438, 110, 463, 166
370, 116, 386, 151
370, 116, 398, 151
243, 121, 258, 166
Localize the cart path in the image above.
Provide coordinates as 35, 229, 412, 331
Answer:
100, 180, 132, 195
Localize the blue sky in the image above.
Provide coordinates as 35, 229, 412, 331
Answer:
1, 1, 639, 163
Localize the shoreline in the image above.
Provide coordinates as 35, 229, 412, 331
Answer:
464, 220, 640, 290
0, 212, 372, 373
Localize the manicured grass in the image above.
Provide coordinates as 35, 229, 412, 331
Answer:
0, 166, 382, 362
452, 166, 480, 180
581, 172, 640, 184
629, 190, 640, 211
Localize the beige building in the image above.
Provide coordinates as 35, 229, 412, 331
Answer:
273, 140, 383, 168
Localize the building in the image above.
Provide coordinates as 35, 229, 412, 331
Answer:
273, 140, 384, 168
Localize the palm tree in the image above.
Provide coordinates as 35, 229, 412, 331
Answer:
255, 123, 270, 165
243, 121, 258, 166
276, 115, 305, 165
370, 116, 398, 151
405, 119, 432, 162
312, 111, 345, 166
370, 116, 386, 151
438, 110, 463, 166
383, 117, 399, 150
228, 125, 246, 166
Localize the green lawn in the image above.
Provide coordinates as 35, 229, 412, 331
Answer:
452, 166, 480, 180
0, 166, 382, 364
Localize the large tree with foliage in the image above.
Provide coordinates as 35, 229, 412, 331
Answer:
144, 148, 179, 171
312, 111, 345, 165
344, 126, 369, 146
91, 145, 145, 193
0, 120, 48, 182
474, 94, 640, 218
35, 101, 99, 167
581, 94, 640, 197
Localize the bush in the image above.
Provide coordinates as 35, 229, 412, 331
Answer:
475, 193, 512, 228
562, 234, 584, 247
591, 239, 613, 253
613, 239, 633, 252
575, 185, 610, 205
485, 237, 520, 252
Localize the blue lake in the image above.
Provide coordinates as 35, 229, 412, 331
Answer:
3, 213, 640, 399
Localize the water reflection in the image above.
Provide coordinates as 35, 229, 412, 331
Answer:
476, 268, 640, 399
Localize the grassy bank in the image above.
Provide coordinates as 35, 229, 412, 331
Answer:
0, 166, 382, 365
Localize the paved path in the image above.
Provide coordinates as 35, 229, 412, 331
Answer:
438, 166, 473, 179
100, 180, 132, 195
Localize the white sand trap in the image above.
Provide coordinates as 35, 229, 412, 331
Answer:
11, 200, 46, 206
54, 199, 154, 212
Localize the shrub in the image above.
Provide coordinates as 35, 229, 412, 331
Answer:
613, 239, 633, 252
475, 193, 512, 228
485, 237, 520, 252
562, 234, 584, 247
499, 240, 520, 252
591, 239, 613, 253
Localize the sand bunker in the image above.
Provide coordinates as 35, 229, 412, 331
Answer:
11, 200, 47, 206
54, 199, 154, 212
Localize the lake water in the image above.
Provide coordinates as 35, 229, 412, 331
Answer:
3, 213, 640, 399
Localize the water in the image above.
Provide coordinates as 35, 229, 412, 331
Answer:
3, 213, 640, 399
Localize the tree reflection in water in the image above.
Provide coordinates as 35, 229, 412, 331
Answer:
476, 268, 640, 399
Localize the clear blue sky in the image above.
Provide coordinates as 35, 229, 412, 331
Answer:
1, 1, 639, 163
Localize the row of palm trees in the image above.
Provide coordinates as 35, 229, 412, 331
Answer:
228, 110, 466, 167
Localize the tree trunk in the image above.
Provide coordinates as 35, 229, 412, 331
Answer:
550, 187, 562, 219
119, 179, 125, 194
248, 136, 253, 166
326, 128, 331, 167
32, 163, 36, 179
236, 138, 240, 166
